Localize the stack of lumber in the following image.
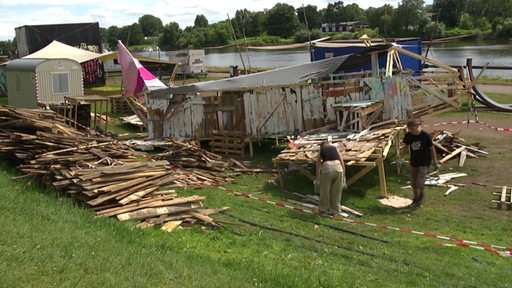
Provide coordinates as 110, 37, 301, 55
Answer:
0, 106, 225, 230
431, 130, 488, 166
273, 126, 402, 164
129, 138, 236, 185
151, 138, 229, 170
130, 138, 274, 183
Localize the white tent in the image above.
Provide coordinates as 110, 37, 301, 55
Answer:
23, 40, 112, 63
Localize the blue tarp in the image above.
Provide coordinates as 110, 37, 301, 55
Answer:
311, 39, 423, 74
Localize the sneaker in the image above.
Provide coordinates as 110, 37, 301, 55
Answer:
407, 199, 417, 208
409, 201, 422, 209
328, 211, 350, 218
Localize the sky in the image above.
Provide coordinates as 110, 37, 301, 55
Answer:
0, 0, 433, 41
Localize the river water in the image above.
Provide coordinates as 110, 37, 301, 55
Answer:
203, 40, 512, 79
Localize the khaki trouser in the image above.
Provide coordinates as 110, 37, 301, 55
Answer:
318, 162, 345, 215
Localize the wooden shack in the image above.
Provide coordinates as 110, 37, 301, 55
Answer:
146, 44, 467, 154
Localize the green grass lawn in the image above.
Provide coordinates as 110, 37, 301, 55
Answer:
1, 129, 511, 288
1, 91, 511, 287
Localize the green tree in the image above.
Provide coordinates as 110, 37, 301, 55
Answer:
138, 14, 164, 37
366, 5, 394, 37
209, 21, 231, 46
494, 17, 512, 38
432, 0, 466, 27
0, 39, 17, 57
248, 11, 265, 37
390, 0, 426, 36
424, 21, 446, 39
118, 23, 144, 46
465, 0, 512, 20
232, 10, 264, 38
159, 22, 182, 50
105, 26, 120, 50
296, 5, 323, 30
324, 1, 344, 25
265, 3, 301, 38
464, 0, 485, 18
194, 15, 209, 28
343, 3, 366, 22
233, 9, 252, 39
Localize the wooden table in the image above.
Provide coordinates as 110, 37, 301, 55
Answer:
63, 95, 110, 130
332, 100, 383, 132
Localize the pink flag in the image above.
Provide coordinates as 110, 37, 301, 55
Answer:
117, 40, 167, 96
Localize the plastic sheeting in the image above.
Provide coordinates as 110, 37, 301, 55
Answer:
149, 54, 351, 99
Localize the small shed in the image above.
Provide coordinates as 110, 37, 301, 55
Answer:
6, 58, 83, 108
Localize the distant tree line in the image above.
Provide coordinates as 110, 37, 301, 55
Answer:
1, 0, 511, 56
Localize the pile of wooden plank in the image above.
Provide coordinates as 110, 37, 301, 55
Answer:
127, 138, 275, 184
273, 126, 402, 164
431, 130, 488, 167
0, 106, 226, 230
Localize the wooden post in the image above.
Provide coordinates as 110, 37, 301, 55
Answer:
395, 131, 402, 175
248, 138, 253, 158
376, 156, 388, 198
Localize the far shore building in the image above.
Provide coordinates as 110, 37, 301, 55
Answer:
321, 21, 370, 33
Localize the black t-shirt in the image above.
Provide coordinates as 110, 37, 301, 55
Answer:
402, 130, 433, 167
320, 145, 341, 162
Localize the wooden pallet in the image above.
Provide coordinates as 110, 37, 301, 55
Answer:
492, 186, 512, 209
209, 130, 253, 157
109, 95, 136, 115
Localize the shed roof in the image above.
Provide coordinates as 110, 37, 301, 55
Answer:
6, 58, 49, 72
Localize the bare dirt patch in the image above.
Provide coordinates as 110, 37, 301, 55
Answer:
420, 108, 512, 187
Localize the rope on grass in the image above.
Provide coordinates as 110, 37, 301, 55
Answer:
436, 243, 512, 257
220, 211, 398, 262
424, 119, 512, 132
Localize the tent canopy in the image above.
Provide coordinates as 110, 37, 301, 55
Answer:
23, 40, 113, 63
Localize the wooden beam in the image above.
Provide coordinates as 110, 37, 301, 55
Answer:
295, 165, 316, 182
346, 165, 374, 186
392, 46, 459, 73
409, 78, 460, 108
376, 156, 388, 198
440, 146, 466, 164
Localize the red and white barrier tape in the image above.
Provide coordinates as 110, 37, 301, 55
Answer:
424, 119, 512, 132
437, 243, 512, 257
145, 157, 512, 254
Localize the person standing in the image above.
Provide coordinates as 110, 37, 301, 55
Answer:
315, 139, 346, 216
401, 119, 439, 208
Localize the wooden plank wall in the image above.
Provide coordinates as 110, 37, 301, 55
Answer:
300, 85, 324, 131
241, 85, 329, 137
162, 95, 206, 139
382, 76, 411, 121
